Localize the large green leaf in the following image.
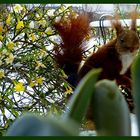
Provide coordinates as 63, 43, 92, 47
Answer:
92, 80, 131, 136
132, 52, 140, 134
65, 69, 101, 124
5, 113, 79, 136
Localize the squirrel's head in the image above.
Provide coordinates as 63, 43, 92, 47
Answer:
111, 11, 140, 55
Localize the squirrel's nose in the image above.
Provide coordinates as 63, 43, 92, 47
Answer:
130, 47, 134, 52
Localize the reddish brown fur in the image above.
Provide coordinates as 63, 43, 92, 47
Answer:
78, 39, 122, 81
54, 14, 90, 75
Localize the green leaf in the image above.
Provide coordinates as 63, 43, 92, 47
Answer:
132, 52, 140, 134
65, 69, 101, 125
5, 113, 79, 136
92, 80, 131, 136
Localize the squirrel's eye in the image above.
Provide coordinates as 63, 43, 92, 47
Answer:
120, 38, 124, 43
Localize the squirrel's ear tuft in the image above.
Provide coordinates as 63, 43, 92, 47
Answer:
130, 10, 138, 32
111, 14, 124, 36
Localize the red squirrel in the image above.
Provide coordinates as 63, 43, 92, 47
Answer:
79, 12, 140, 113
53, 12, 140, 115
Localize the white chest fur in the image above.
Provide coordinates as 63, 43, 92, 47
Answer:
120, 52, 137, 75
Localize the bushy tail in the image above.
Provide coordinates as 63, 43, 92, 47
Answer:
53, 13, 90, 87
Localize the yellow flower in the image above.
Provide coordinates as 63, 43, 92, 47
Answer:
45, 27, 53, 35
30, 33, 37, 42
15, 82, 25, 92
58, 5, 68, 13
37, 19, 46, 27
0, 60, 2, 66
0, 69, 5, 79
5, 53, 14, 64
6, 14, 11, 25
23, 6, 27, 13
0, 35, 3, 41
2, 49, 9, 55
64, 85, 73, 95
35, 14, 40, 19
7, 42, 15, 50
13, 4, 23, 13
0, 25, 5, 33
71, 12, 78, 19
16, 20, 24, 30
61, 70, 68, 79
40, 49, 47, 57
47, 9, 55, 17
36, 61, 46, 69
29, 80, 36, 87
36, 77, 44, 85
